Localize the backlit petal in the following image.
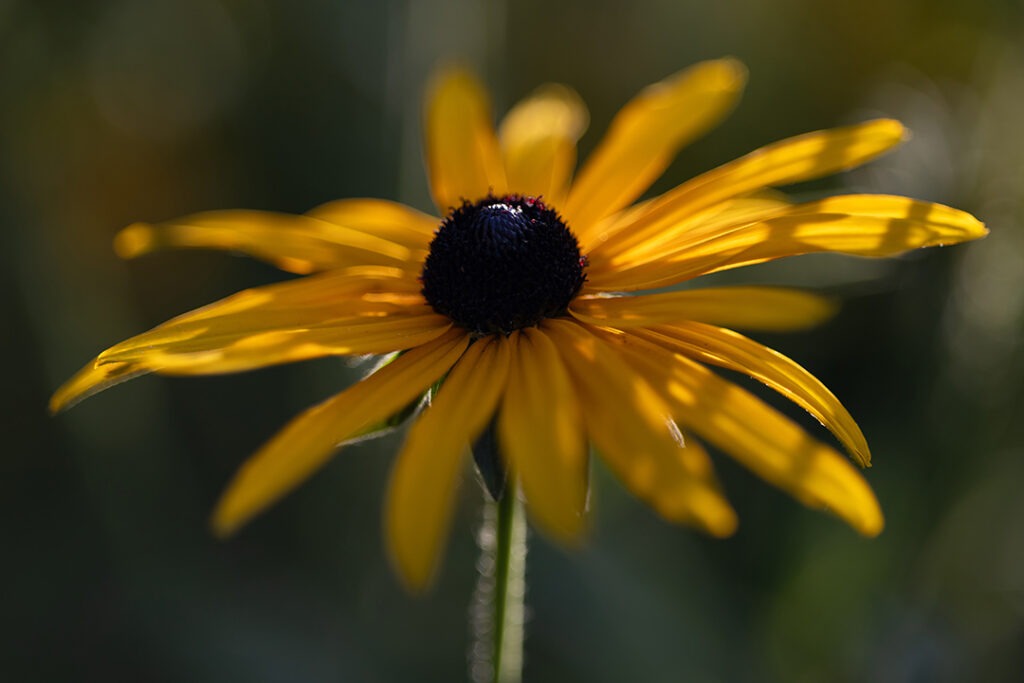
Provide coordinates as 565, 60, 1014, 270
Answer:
571, 287, 836, 332
636, 324, 870, 466
565, 58, 747, 238
115, 210, 422, 275
543, 319, 737, 536
498, 84, 589, 206
305, 198, 439, 252
424, 68, 507, 214
498, 328, 588, 543
79, 268, 442, 375
589, 119, 907, 260
101, 309, 451, 375
49, 360, 147, 414
602, 329, 883, 536
385, 335, 511, 592
211, 328, 470, 536
589, 194, 988, 291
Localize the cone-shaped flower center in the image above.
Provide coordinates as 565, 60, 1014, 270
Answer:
421, 195, 586, 335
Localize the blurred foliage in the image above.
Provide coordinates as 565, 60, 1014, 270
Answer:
3, 0, 1023, 681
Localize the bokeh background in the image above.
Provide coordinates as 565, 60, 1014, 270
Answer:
4, 0, 1024, 681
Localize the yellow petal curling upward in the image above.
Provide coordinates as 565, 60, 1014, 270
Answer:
588, 119, 907, 260
498, 83, 589, 207
566, 58, 747, 237
424, 68, 507, 213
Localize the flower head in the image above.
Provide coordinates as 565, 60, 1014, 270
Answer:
52, 58, 987, 591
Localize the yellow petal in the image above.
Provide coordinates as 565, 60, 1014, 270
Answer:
81, 268, 440, 375
590, 194, 987, 291
591, 194, 791, 264
497, 328, 588, 544
50, 266, 421, 407
602, 329, 883, 536
589, 119, 907, 260
385, 335, 512, 592
565, 58, 747, 238
102, 309, 452, 375
114, 210, 422, 275
50, 360, 147, 414
571, 287, 836, 332
305, 198, 439, 252
636, 324, 870, 466
498, 83, 589, 207
211, 328, 470, 537
542, 319, 737, 537
424, 67, 507, 214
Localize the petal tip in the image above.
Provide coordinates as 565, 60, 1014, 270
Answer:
857, 510, 885, 538
710, 56, 749, 89
209, 503, 243, 539
876, 118, 909, 144
114, 222, 157, 259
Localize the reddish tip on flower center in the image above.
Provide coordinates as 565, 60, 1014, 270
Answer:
420, 195, 586, 335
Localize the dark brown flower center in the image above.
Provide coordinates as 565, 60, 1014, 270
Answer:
420, 195, 586, 335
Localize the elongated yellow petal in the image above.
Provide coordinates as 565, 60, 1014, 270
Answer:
102, 310, 452, 374
76, 268, 441, 375
594, 194, 791, 265
635, 324, 870, 466
123, 267, 420, 331
542, 319, 737, 536
498, 83, 589, 207
590, 194, 988, 291
50, 267, 422, 409
602, 329, 883, 536
385, 335, 511, 592
211, 328, 470, 537
424, 68, 507, 213
571, 287, 836, 332
115, 210, 422, 275
565, 58, 747, 239
589, 119, 907, 260
305, 198, 439, 252
49, 360, 147, 413
498, 328, 588, 543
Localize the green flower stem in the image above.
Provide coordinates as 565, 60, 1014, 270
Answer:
493, 486, 525, 683
471, 485, 527, 683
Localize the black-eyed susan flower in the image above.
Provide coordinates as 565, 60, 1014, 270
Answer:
52, 58, 987, 592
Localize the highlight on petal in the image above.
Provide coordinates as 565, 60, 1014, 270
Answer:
498, 328, 588, 544
101, 309, 452, 375
543, 319, 737, 537
589, 193, 791, 267
571, 287, 836, 332
305, 198, 439, 252
49, 360, 147, 414
385, 335, 512, 592
590, 119, 907, 260
211, 328, 470, 537
424, 67, 507, 214
114, 210, 423, 275
590, 194, 988, 291
635, 324, 871, 467
601, 329, 883, 536
498, 83, 589, 207
566, 58, 747, 238
77, 268, 446, 376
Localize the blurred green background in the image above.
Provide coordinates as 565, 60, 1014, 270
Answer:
4, 0, 1023, 681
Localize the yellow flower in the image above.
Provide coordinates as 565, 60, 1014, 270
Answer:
52, 58, 987, 592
